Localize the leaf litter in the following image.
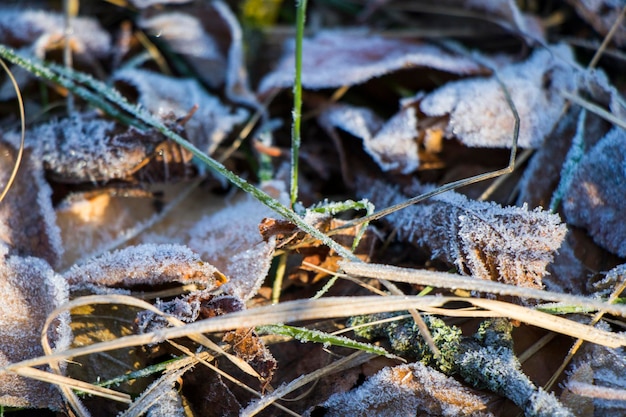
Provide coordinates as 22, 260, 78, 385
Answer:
0, 1, 625, 416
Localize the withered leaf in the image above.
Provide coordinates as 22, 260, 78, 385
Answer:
28, 113, 162, 184
358, 178, 566, 288
113, 69, 248, 155
0, 138, 63, 268
64, 243, 227, 290
419, 45, 577, 148
566, 0, 626, 46
222, 328, 277, 385
562, 127, 626, 257
0, 252, 70, 409
316, 362, 495, 417
259, 29, 485, 93
319, 102, 420, 174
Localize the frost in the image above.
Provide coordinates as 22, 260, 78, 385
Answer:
113, 69, 248, 155
0, 138, 63, 267
419, 45, 577, 148
319, 103, 420, 174
358, 178, 567, 287
0, 255, 70, 409
562, 127, 626, 257
258, 29, 485, 93
64, 243, 225, 290
318, 362, 494, 417
146, 388, 185, 417
27, 113, 160, 183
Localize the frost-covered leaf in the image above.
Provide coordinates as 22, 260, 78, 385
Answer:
141, 182, 288, 300
419, 45, 577, 148
319, 103, 420, 174
315, 362, 494, 417
138, 1, 256, 106
64, 243, 226, 290
0, 138, 63, 267
113, 69, 248, 155
358, 178, 566, 288
25, 113, 163, 184
0, 254, 70, 409
258, 29, 485, 93
563, 330, 626, 417
0, 8, 111, 99
562, 127, 626, 257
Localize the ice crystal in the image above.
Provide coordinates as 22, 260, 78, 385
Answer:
358, 178, 566, 287
419, 45, 577, 148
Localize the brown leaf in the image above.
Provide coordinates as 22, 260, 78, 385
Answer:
222, 328, 277, 386
0, 252, 70, 409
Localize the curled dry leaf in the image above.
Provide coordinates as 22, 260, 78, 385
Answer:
138, 1, 256, 105
258, 29, 485, 93
113, 69, 248, 155
314, 362, 495, 417
319, 103, 420, 174
0, 252, 70, 409
358, 178, 566, 288
562, 127, 626, 257
26, 113, 163, 184
0, 138, 63, 268
419, 45, 577, 148
64, 243, 227, 290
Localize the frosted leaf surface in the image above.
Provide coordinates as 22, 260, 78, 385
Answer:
419, 45, 577, 148
562, 127, 626, 257
318, 362, 494, 417
0, 255, 70, 408
28, 113, 161, 183
113, 69, 248, 155
258, 29, 485, 92
131, 0, 192, 8
358, 178, 566, 287
141, 182, 287, 300
319, 103, 420, 173
0, 138, 63, 268
64, 243, 225, 290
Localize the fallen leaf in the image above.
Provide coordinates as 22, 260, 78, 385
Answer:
562, 127, 626, 257
418, 45, 577, 148
0, 138, 63, 267
358, 178, 566, 288
258, 29, 486, 93
314, 362, 495, 417
0, 252, 70, 409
